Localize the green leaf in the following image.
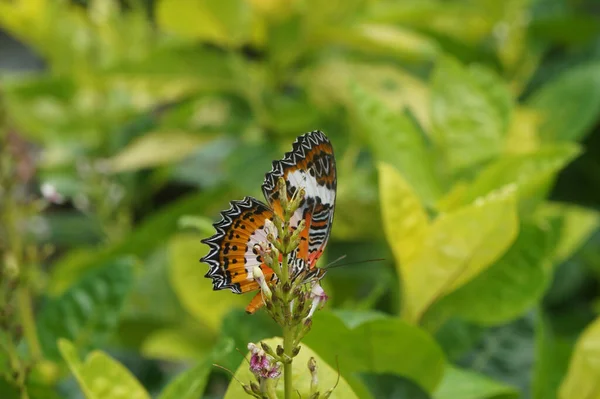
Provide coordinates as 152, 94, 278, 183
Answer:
435, 318, 484, 362
378, 162, 430, 271
323, 23, 439, 63
559, 316, 600, 399
304, 312, 446, 393
428, 221, 554, 326
332, 310, 388, 329
532, 312, 574, 399
157, 338, 234, 399
403, 187, 519, 324
120, 247, 191, 329
433, 366, 518, 399
156, 0, 254, 46
37, 258, 134, 360
333, 163, 383, 240
302, 0, 365, 32
438, 145, 581, 212
367, 1, 498, 45
40, 211, 104, 246
305, 60, 430, 129
431, 57, 511, 173
0, 378, 19, 399
527, 62, 600, 142
58, 339, 150, 399
537, 202, 600, 264
168, 233, 247, 331
48, 188, 233, 295
140, 327, 215, 361
115, 317, 209, 360
530, 14, 600, 46
224, 337, 359, 399
360, 374, 430, 399
114, 45, 236, 92
504, 107, 542, 154
156, 360, 210, 399
467, 65, 513, 136
353, 85, 441, 206
461, 315, 537, 395
106, 131, 210, 173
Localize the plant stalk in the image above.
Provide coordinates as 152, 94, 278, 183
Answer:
279, 213, 293, 399
282, 323, 293, 399
17, 285, 42, 359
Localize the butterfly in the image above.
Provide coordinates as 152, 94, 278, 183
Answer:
201, 131, 337, 314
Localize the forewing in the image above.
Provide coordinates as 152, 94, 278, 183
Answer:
262, 130, 336, 270
201, 197, 276, 294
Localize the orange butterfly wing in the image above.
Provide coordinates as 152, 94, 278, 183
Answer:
262, 131, 336, 272
201, 197, 275, 295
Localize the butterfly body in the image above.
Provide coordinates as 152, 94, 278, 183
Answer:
201, 131, 336, 313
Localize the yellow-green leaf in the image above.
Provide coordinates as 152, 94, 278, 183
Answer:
368, 1, 497, 44
352, 85, 442, 206
168, 234, 246, 332
438, 144, 581, 212
106, 131, 209, 173
58, 339, 150, 399
402, 187, 519, 324
157, 0, 220, 41
156, 0, 254, 46
378, 162, 429, 270
428, 221, 554, 326
504, 107, 542, 154
323, 23, 439, 63
559, 317, 600, 399
304, 60, 430, 129
224, 337, 358, 399
431, 57, 511, 173
537, 202, 600, 264
0, 0, 48, 44
140, 328, 215, 361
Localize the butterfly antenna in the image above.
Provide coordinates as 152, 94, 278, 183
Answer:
323, 258, 385, 270
323, 255, 347, 268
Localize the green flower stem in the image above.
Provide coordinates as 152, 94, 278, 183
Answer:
279, 211, 293, 399
282, 323, 294, 399
263, 179, 310, 399
17, 285, 42, 360
0, 115, 37, 399
4, 174, 42, 361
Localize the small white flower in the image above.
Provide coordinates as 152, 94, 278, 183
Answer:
40, 183, 65, 204
264, 219, 277, 238
253, 266, 272, 300
306, 282, 328, 320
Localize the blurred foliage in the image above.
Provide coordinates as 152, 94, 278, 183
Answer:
1, 0, 600, 398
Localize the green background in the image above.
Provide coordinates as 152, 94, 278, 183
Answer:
1, 0, 600, 398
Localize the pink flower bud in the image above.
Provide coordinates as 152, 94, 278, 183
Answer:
247, 342, 282, 380
306, 282, 328, 319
